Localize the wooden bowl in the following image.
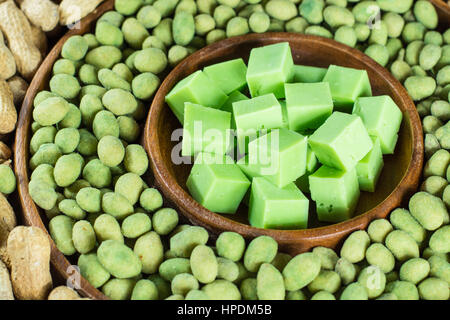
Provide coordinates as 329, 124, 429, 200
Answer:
145, 32, 424, 255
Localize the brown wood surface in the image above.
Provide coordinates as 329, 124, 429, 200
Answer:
12, 0, 450, 300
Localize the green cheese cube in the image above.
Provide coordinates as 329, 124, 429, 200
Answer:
232, 93, 283, 153
249, 177, 309, 229
352, 95, 403, 154
309, 166, 360, 223
246, 42, 294, 99
246, 128, 308, 188
295, 146, 319, 194
182, 103, 232, 157
186, 153, 250, 214
292, 65, 327, 83
165, 70, 228, 124
221, 91, 249, 130
356, 136, 384, 192
285, 82, 333, 131
308, 112, 373, 171
204, 58, 248, 95
323, 65, 372, 113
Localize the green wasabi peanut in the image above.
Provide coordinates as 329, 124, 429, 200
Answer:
137, 5, 162, 28
421, 176, 448, 197
311, 291, 335, 300
190, 245, 218, 283
176, 0, 198, 15
97, 136, 125, 168
385, 230, 419, 262
93, 111, 119, 140
98, 69, 131, 92
33, 97, 70, 126
165, 294, 184, 300
234, 261, 254, 284
197, 0, 216, 15
79, 95, 103, 127
216, 232, 245, 262
132, 73, 160, 100
385, 281, 419, 300
140, 188, 163, 212
402, 22, 426, 43
159, 258, 192, 281
29, 143, 62, 170
143, 36, 167, 52
424, 31, 443, 46
99, 11, 125, 28
202, 280, 241, 300
49, 215, 76, 255
102, 88, 138, 116
244, 236, 277, 273
80, 85, 107, 100
389, 208, 426, 243
173, 11, 195, 45
386, 270, 399, 282
82, 159, 112, 189
423, 115, 443, 134
354, 23, 370, 42
153, 18, 174, 47
124, 144, 149, 176
168, 45, 189, 67
437, 66, 450, 87
171, 273, 199, 296
102, 192, 133, 220
58, 199, 86, 220
206, 29, 226, 44
428, 255, 450, 284
102, 278, 137, 300
115, 0, 143, 16
409, 192, 446, 231
97, 240, 142, 278
265, 0, 297, 21
76, 187, 101, 213
33, 91, 58, 107
271, 253, 292, 272
419, 44, 442, 71
78, 253, 111, 288
72, 220, 96, 254
365, 44, 389, 67
238, 3, 264, 18
429, 226, 450, 254
134, 231, 164, 274
305, 26, 333, 38
112, 64, 133, 83
444, 185, 450, 208
285, 17, 308, 33
413, 0, 438, 29
86, 46, 122, 69
376, 0, 413, 13
218, 0, 240, 7
365, 243, 395, 273
62, 35, 88, 61
148, 274, 172, 300
431, 100, 450, 121
214, 5, 236, 28
308, 270, 341, 294
125, 51, 139, 72
323, 5, 354, 28
83, 33, 100, 50
30, 126, 57, 154
425, 134, 441, 159
95, 22, 123, 48
94, 214, 124, 243
118, 116, 140, 143
53, 59, 76, 76
376, 293, 398, 300
286, 290, 308, 301
357, 266, 386, 299
340, 230, 370, 263
383, 12, 405, 38
256, 263, 285, 300
399, 258, 430, 284
122, 18, 150, 50
404, 76, 436, 101
248, 12, 270, 33
334, 26, 357, 48
334, 258, 357, 285
339, 283, 368, 300
170, 226, 209, 258
217, 257, 239, 281
152, 208, 178, 235
0, 165, 16, 195
369, 22, 388, 46
390, 60, 412, 83
405, 40, 424, 66
312, 246, 339, 270
185, 290, 210, 300
352, 1, 380, 24
134, 48, 168, 75
31, 164, 56, 189
29, 178, 58, 210
299, 0, 324, 24
53, 153, 84, 187
368, 219, 393, 243
115, 173, 144, 205
418, 278, 449, 300
417, 99, 432, 118
59, 104, 82, 129
226, 16, 249, 37
240, 278, 258, 300
131, 279, 159, 300
121, 213, 152, 238
64, 180, 90, 200
283, 252, 321, 291
153, 0, 179, 17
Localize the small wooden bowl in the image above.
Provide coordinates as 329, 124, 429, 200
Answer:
145, 32, 424, 255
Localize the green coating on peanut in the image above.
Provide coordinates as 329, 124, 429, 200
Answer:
409, 192, 446, 231
33, 97, 70, 127
185, 289, 210, 300
365, 243, 395, 273
334, 257, 357, 285
428, 255, 450, 284
256, 263, 285, 300
311, 291, 335, 300
115, 173, 144, 205
367, 219, 393, 243
340, 230, 370, 263
202, 280, 241, 300
390, 208, 426, 243
429, 225, 450, 254
240, 278, 258, 300
357, 266, 386, 299
97, 240, 142, 278
102, 278, 137, 300
226, 17, 249, 37
122, 18, 150, 49
86, 46, 122, 69
159, 258, 192, 281
299, 0, 324, 24
97, 136, 125, 168
94, 214, 124, 243
55, 128, 80, 154
271, 253, 292, 272
122, 213, 152, 238
53, 59, 76, 76
418, 277, 449, 300
59, 199, 86, 220
102, 89, 138, 116
124, 144, 149, 176
140, 188, 163, 212
62, 35, 88, 61
132, 72, 160, 100
173, 11, 195, 46
312, 246, 339, 270
339, 282, 368, 300
102, 192, 133, 220
385, 230, 419, 262
0, 165, 16, 195
134, 231, 164, 274
72, 220, 96, 254
190, 245, 218, 284
308, 270, 341, 294
49, 215, 76, 256
172, 273, 199, 296
217, 257, 239, 282
244, 236, 277, 273
216, 232, 245, 262
98, 69, 131, 92
53, 153, 84, 188
265, 0, 297, 21
152, 208, 179, 235
385, 280, 419, 300
78, 253, 110, 288
399, 258, 430, 284
31, 164, 56, 189
82, 159, 111, 189
30, 126, 57, 155
283, 252, 321, 291
29, 143, 62, 170
131, 279, 159, 300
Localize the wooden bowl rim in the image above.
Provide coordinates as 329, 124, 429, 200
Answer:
145, 32, 424, 241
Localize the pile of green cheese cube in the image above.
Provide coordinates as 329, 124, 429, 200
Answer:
166, 42, 403, 230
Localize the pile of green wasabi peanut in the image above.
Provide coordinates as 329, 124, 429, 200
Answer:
25, 0, 450, 300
